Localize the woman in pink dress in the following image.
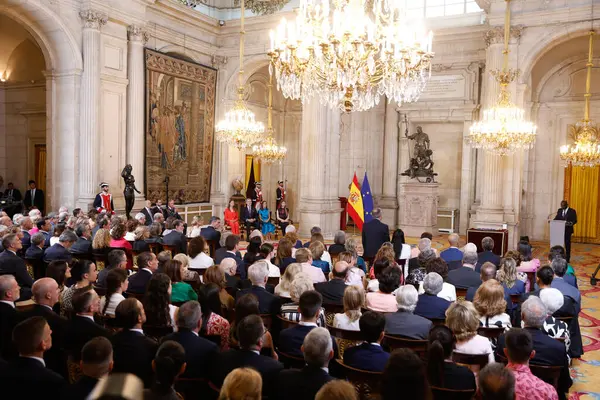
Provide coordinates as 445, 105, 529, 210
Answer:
223, 200, 240, 235
516, 241, 539, 292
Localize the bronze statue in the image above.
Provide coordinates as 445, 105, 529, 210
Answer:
121, 164, 141, 219
400, 117, 437, 183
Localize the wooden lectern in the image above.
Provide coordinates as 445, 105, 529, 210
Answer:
550, 220, 566, 248
466, 229, 509, 256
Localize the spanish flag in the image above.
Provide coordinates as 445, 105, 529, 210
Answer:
347, 173, 364, 231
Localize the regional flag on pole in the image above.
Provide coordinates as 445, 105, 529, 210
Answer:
362, 172, 374, 224
348, 173, 365, 231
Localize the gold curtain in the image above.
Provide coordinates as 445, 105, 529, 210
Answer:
565, 165, 600, 242
244, 155, 261, 188
35, 145, 46, 192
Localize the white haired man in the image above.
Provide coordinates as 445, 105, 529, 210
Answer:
384, 285, 432, 339
237, 261, 279, 314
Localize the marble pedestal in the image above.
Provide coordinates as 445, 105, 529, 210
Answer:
399, 182, 439, 237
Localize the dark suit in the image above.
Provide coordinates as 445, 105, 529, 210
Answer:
215, 249, 246, 279
440, 247, 463, 263
279, 324, 338, 358
43, 243, 72, 263
496, 327, 572, 399
475, 250, 501, 272
200, 226, 221, 244
141, 207, 154, 226
0, 250, 33, 299
384, 310, 432, 339
214, 349, 283, 398
551, 277, 581, 307
162, 230, 187, 254
4, 188, 22, 201
0, 302, 17, 360
162, 328, 218, 380
21, 230, 31, 249
97, 265, 117, 288
23, 188, 45, 211
343, 342, 390, 372
0, 357, 65, 399
327, 243, 346, 256
240, 205, 259, 237
127, 269, 153, 294
25, 245, 44, 260
65, 315, 111, 361
70, 237, 92, 255
563, 274, 578, 289
314, 279, 347, 305
236, 286, 280, 315
163, 206, 182, 220
133, 240, 151, 252
554, 207, 577, 262
63, 375, 99, 400
277, 366, 334, 400
447, 266, 482, 289
111, 329, 158, 388
414, 293, 451, 320
362, 219, 390, 258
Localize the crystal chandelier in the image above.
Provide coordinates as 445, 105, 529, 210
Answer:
267, 0, 434, 113
176, 0, 204, 7
560, 30, 600, 167
215, 0, 265, 150
467, 0, 536, 156
252, 72, 288, 164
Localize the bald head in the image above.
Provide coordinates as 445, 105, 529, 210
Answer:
220, 258, 237, 276
332, 261, 349, 280
480, 262, 497, 281
448, 233, 459, 247
32, 278, 60, 307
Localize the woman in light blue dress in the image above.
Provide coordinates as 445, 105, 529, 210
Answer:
259, 201, 276, 238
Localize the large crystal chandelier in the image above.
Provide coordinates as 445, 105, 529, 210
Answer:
252, 72, 288, 164
467, 0, 536, 156
267, 0, 434, 113
560, 30, 600, 167
215, 0, 265, 150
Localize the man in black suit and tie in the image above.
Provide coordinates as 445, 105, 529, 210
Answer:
127, 252, 158, 294
97, 249, 128, 288
162, 219, 187, 254
36, 216, 52, 247
0, 316, 66, 398
343, 311, 390, 372
44, 230, 77, 263
111, 298, 158, 388
314, 261, 349, 305
164, 199, 182, 220
216, 234, 246, 278
277, 327, 335, 400
447, 251, 482, 289
476, 236, 501, 272
466, 262, 501, 302
140, 200, 155, 226
70, 224, 93, 255
554, 200, 577, 263
214, 314, 283, 397
384, 285, 432, 339
414, 272, 452, 320
240, 198, 259, 238
0, 234, 33, 300
237, 261, 280, 314
361, 208, 390, 259
3, 182, 22, 201
0, 275, 19, 360
23, 179, 44, 213
19, 216, 33, 249
64, 337, 113, 400
65, 290, 111, 362
200, 216, 222, 245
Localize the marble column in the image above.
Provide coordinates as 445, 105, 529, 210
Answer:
77, 10, 107, 209
126, 25, 148, 204
297, 100, 342, 238
380, 100, 399, 227
210, 55, 229, 218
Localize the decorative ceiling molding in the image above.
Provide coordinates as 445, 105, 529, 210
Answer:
484, 25, 524, 48
233, 0, 290, 15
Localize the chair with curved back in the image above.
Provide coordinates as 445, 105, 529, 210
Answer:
451, 351, 490, 374
455, 287, 468, 300
528, 364, 562, 390
162, 244, 179, 257
337, 359, 382, 400
430, 386, 476, 400
206, 240, 219, 258
92, 251, 108, 272
276, 314, 298, 330
277, 350, 305, 369
327, 325, 363, 358
142, 325, 174, 342
477, 327, 504, 341
323, 303, 345, 326
382, 335, 428, 358
148, 242, 163, 255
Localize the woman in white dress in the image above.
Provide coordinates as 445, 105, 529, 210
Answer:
188, 236, 214, 270
333, 285, 364, 331
259, 242, 280, 278
100, 268, 128, 317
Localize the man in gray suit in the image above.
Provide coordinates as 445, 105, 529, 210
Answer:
384, 285, 432, 339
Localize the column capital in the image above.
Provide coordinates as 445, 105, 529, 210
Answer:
127, 25, 149, 44
211, 54, 228, 69
79, 9, 108, 30
484, 25, 524, 48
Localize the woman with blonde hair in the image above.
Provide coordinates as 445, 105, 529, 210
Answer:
284, 229, 302, 250
92, 228, 111, 253
219, 367, 262, 400
189, 215, 203, 238
446, 301, 494, 363
280, 275, 326, 326
173, 252, 200, 283
333, 285, 364, 331
274, 262, 302, 298
338, 251, 365, 286
473, 280, 511, 329
496, 257, 525, 312
132, 225, 151, 252
310, 241, 329, 274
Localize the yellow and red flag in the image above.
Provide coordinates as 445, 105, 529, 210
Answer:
347, 173, 364, 231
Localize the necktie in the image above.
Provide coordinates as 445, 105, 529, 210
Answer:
563, 209, 566, 218
9, 190, 12, 197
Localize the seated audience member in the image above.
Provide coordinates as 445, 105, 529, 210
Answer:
366, 258, 390, 293
366, 266, 400, 312
392, 228, 411, 262
447, 251, 481, 289
259, 243, 281, 278
220, 258, 242, 292
174, 252, 200, 283
476, 236, 501, 272
315, 380, 358, 400
204, 265, 236, 311
243, 236, 262, 268
295, 248, 326, 283
111, 298, 158, 387
280, 275, 326, 327
132, 226, 151, 252
333, 285, 364, 331
414, 272, 451, 320
128, 252, 158, 294
496, 296, 572, 399
274, 263, 303, 298
0, 316, 65, 398
381, 348, 431, 400
345, 237, 367, 273
427, 325, 476, 390
336, 251, 364, 286
229, 294, 276, 356
216, 234, 245, 279
45, 261, 71, 302
385, 285, 432, 338
440, 233, 463, 263
156, 250, 171, 273
343, 311, 390, 372
153, 212, 165, 227
164, 259, 198, 302
274, 238, 296, 273
478, 363, 515, 400
237, 261, 280, 315
162, 220, 188, 255
45, 230, 78, 263
19, 217, 33, 249
144, 341, 186, 400
143, 273, 177, 329
124, 219, 138, 242
135, 212, 147, 226
284, 226, 303, 250
66, 290, 110, 361
446, 301, 494, 363
550, 257, 581, 308
539, 288, 571, 353
474, 279, 512, 329
466, 262, 497, 301
49, 222, 66, 247
199, 283, 231, 350
309, 232, 333, 267
188, 236, 214, 270
406, 248, 436, 288
549, 245, 576, 279
214, 315, 283, 397
0, 275, 18, 359
64, 337, 113, 400
71, 223, 93, 255
97, 249, 127, 288
522, 266, 577, 317
60, 260, 98, 317
517, 241, 540, 291
109, 223, 132, 250
497, 257, 525, 312
310, 241, 330, 274
408, 236, 433, 270
146, 221, 163, 244
371, 245, 396, 278
100, 268, 128, 316
0, 233, 33, 299
200, 216, 221, 243
220, 368, 263, 400
329, 231, 346, 256
419, 257, 456, 301
315, 261, 349, 305
25, 232, 46, 260
92, 227, 112, 254
503, 328, 559, 400
277, 327, 335, 400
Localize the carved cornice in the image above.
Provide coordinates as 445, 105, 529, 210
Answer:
475, 0, 491, 14
128, 25, 149, 44
79, 10, 108, 30
484, 25, 524, 47
211, 54, 228, 69
233, 0, 290, 15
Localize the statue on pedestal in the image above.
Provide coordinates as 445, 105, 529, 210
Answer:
401, 118, 437, 183
121, 164, 141, 219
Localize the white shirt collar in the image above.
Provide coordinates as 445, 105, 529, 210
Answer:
190, 330, 199, 337
227, 250, 236, 255
369, 342, 381, 347
251, 349, 260, 355
77, 314, 95, 322
40, 304, 53, 310
130, 328, 144, 335
23, 356, 45, 367
0, 300, 15, 308
299, 321, 318, 327
142, 268, 153, 274
321, 367, 329, 373
7, 250, 16, 255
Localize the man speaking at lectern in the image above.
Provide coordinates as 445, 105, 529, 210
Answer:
554, 200, 577, 263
